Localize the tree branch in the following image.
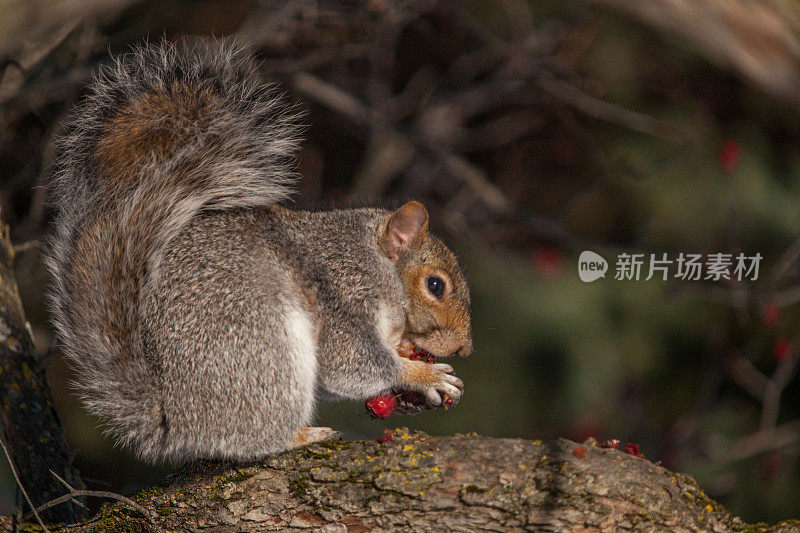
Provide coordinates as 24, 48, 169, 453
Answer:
591, 0, 800, 113
0, 220, 84, 523
7, 429, 792, 531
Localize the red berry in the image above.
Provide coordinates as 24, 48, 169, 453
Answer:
532, 246, 564, 277
443, 396, 454, 409
599, 439, 620, 449
407, 346, 436, 364
624, 443, 639, 456
764, 304, 779, 326
719, 139, 741, 173
378, 429, 394, 443
774, 338, 791, 363
366, 395, 397, 419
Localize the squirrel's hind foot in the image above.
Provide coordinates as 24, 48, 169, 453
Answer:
291, 427, 342, 448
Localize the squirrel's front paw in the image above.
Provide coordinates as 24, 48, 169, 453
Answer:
400, 359, 464, 408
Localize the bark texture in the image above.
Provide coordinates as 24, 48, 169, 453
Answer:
0, 222, 84, 523
7, 428, 797, 532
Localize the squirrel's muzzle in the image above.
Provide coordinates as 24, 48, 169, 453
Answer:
410, 328, 472, 359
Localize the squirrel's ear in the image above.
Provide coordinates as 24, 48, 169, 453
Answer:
380, 201, 429, 261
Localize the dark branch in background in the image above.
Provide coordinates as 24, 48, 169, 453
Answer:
0, 439, 49, 533
28, 489, 149, 521
245, 0, 693, 261
0, 220, 84, 523
590, 0, 800, 113
669, 230, 800, 472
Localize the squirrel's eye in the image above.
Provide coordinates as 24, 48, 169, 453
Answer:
426, 276, 445, 298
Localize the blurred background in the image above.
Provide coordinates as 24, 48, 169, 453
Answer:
2, 0, 800, 524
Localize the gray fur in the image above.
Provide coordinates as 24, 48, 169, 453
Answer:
46, 39, 470, 463
144, 207, 407, 460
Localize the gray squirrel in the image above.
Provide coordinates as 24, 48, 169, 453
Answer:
45, 39, 472, 463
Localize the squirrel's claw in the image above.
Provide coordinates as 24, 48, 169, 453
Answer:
418, 362, 464, 407
435, 373, 463, 405
394, 356, 464, 411
430, 362, 455, 374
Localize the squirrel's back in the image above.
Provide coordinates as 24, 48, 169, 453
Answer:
46, 39, 301, 459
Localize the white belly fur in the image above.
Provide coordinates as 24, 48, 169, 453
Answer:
284, 302, 318, 402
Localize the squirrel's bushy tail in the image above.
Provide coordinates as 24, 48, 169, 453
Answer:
46, 39, 301, 460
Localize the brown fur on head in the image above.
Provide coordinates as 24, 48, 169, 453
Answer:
379, 201, 472, 358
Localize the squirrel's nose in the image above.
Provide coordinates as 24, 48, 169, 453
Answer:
452, 341, 473, 358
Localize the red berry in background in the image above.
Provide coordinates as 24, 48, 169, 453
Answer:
366, 395, 397, 419
773, 338, 791, 363
719, 139, 741, 173
764, 304, 779, 326
599, 439, 620, 449
532, 246, 564, 278
624, 443, 639, 456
